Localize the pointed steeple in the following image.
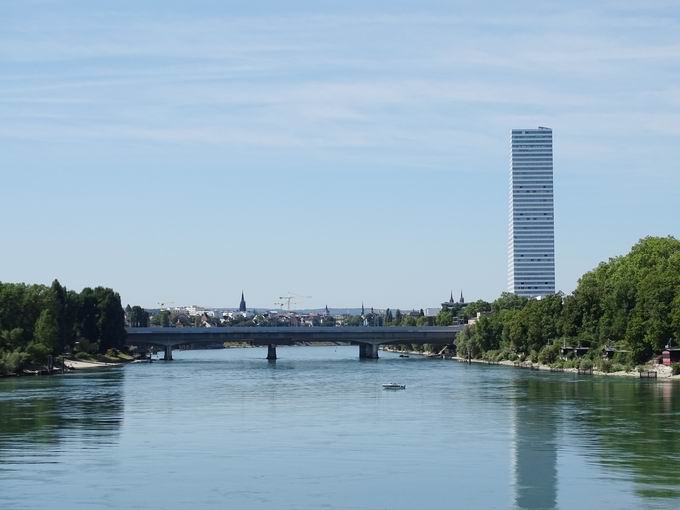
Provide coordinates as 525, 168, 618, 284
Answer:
459, 290, 464, 304
239, 291, 247, 312
325, 305, 330, 316
449, 290, 454, 303
361, 302, 365, 316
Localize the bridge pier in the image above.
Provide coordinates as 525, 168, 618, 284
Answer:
359, 343, 379, 359
164, 345, 173, 361
267, 344, 277, 361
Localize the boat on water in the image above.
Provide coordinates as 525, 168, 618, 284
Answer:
399, 354, 409, 358
382, 383, 406, 390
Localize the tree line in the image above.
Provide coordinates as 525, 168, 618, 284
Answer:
0, 280, 126, 375
454, 236, 680, 367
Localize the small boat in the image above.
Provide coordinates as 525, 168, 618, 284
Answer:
382, 383, 406, 390
399, 354, 410, 358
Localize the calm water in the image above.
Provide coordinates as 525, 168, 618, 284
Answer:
1, 346, 680, 510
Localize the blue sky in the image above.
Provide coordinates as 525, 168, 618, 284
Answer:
1, 0, 679, 310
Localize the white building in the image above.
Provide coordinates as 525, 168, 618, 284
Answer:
508, 127, 556, 297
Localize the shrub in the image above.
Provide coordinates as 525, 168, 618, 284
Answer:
612, 351, 631, 366
598, 359, 613, 373
538, 343, 561, 365
505, 352, 519, 361
672, 363, 680, 376
550, 359, 565, 369
563, 359, 577, 369
529, 350, 539, 363
74, 338, 99, 354
579, 359, 593, 371
0, 349, 29, 375
26, 341, 50, 365
75, 351, 94, 361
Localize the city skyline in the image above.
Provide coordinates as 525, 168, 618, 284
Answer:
2, 0, 679, 309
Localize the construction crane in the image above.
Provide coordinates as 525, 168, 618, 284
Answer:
276, 293, 311, 312
157, 301, 175, 311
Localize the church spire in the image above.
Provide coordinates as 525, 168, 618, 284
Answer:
325, 305, 330, 316
459, 290, 464, 304
449, 290, 454, 303
361, 302, 365, 316
239, 291, 247, 312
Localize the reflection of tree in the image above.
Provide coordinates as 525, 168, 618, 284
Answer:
564, 380, 680, 501
511, 375, 680, 508
513, 378, 558, 510
0, 370, 124, 457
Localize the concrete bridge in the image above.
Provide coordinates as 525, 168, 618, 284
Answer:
125, 326, 463, 360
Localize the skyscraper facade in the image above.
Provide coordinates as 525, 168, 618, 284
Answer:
508, 127, 555, 297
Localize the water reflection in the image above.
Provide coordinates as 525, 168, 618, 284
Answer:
511, 374, 680, 509
565, 379, 680, 501
512, 377, 558, 510
0, 369, 124, 462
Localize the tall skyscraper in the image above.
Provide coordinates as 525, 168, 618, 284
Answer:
508, 127, 555, 297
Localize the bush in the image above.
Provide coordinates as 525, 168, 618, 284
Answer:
538, 343, 561, 365
563, 359, 577, 369
550, 359, 565, 369
579, 359, 593, 371
482, 350, 499, 361
612, 351, 631, 366
26, 342, 50, 365
75, 351, 95, 361
529, 350, 539, 363
0, 349, 29, 375
672, 363, 680, 376
598, 359, 613, 373
74, 338, 99, 354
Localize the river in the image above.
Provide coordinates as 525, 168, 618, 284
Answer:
1, 346, 679, 509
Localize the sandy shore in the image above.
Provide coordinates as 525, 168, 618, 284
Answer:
63, 359, 123, 370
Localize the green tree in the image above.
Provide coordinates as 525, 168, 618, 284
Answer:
129, 306, 150, 327
436, 310, 453, 326
34, 309, 59, 353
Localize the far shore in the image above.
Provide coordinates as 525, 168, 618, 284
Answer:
380, 346, 680, 380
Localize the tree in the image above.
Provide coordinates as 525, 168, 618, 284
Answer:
394, 309, 403, 326
436, 310, 453, 326
77, 288, 99, 342
129, 306, 150, 327
384, 308, 393, 324
95, 287, 126, 351
157, 310, 171, 328
34, 309, 59, 353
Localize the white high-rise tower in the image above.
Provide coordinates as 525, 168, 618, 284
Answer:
508, 127, 555, 297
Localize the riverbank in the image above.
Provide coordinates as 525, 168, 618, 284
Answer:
380, 346, 680, 380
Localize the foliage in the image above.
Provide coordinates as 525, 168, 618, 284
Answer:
454, 237, 680, 365
672, 363, 680, 376
128, 306, 150, 327
0, 280, 126, 371
538, 343, 561, 365
0, 349, 29, 375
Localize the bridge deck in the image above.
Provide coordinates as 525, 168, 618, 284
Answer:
126, 326, 462, 347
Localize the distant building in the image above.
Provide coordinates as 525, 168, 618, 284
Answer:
442, 291, 465, 311
424, 308, 440, 318
239, 291, 247, 312
508, 127, 556, 297
441, 291, 456, 310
